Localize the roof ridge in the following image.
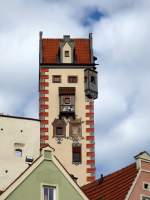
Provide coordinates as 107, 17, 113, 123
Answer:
101, 162, 136, 180
82, 162, 136, 189
0, 114, 39, 121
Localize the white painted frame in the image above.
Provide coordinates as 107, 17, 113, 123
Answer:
41, 183, 58, 200
141, 194, 150, 200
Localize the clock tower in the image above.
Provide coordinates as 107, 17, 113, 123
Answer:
39, 33, 98, 186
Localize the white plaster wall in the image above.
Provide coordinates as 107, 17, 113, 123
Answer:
0, 116, 40, 190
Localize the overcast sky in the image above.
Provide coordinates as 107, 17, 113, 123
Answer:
0, 0, 150, 177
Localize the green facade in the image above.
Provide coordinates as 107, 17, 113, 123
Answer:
5, 151, 86, 200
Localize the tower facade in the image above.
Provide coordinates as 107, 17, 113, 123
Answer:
39, 33, 98, 186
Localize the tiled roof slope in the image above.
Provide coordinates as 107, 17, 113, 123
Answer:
42, 38, 91, 64
82, 163, 138, 200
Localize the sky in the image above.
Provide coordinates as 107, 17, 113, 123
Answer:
0, 0, 150, 177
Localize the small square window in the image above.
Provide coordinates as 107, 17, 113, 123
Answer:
52, 75, 61, 83
15, 149, 22, 157
64, 97, 71, 105
43, 185, 56, 200
143, 182, 150, 191
68, 76, 78, 83
65, 51, 69, 57
56, 127, 63, 137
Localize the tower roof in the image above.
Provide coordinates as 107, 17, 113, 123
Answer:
40, 34, 94, 65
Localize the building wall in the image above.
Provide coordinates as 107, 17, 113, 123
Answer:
5, 158, 87, 200
40, 67, 95, 186
0, 116, 40, 190
128, 160, 150, 200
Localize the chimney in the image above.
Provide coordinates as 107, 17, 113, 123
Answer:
63, 35, 70, 42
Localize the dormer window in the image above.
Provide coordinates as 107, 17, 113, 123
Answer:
60, 35, 74, 63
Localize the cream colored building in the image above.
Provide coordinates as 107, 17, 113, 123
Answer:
39, 34, 98, 186
0, 114, 40, 190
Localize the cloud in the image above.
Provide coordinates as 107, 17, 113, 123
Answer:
93, 1, 150, 175
0, 0, 150, 176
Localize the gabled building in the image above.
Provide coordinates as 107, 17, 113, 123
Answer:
0, 114, 40, 191
82, 151, 150, 200
0, 147, 89, 200
39, 33, 98, 186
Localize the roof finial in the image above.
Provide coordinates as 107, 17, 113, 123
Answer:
39, 31, 43, 40
98, 174, 104, 184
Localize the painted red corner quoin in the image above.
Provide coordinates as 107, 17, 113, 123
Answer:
39, 67, 49, 144
86, 100, 96, 182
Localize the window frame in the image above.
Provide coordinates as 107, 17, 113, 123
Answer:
52, 75, 61, 83
65, 50, 70, 57
52, 119, 66, 138
141, 195, 150, 200
56, 127, 63, 137
15, 148, 22, 157
68, 76, 78, 83
41, 183, 58, 200
72, 143, 82, 164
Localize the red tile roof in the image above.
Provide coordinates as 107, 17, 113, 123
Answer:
41, 38, 92, 64
82, 163, 138, 200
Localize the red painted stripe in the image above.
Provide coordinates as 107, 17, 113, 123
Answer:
40, 90, 49, 94
40, 127, 48, 132
86, 144, 95, 148
86, 112, 94, 117
41, 120, 49, 125
87, 176, 96, 182
40, 82, 49, 87
40, 135, 49, 140
86, 120, 94, 125
40, 104, 49, 109
87, 160, 95, 165
86, 136, 95, 141
87, 168, 96, 173
40, 75, 49, 79
40, 68, 49, 72
87, 152, 95, 157
86, 128, 94, 133
40, 97, 49, 101
86, 104, 94, 110
39, 112, 48, 117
